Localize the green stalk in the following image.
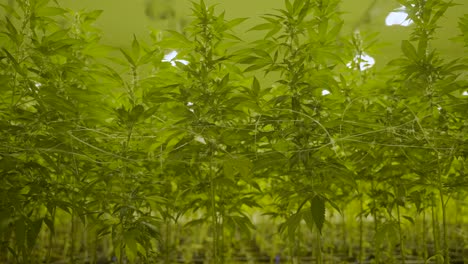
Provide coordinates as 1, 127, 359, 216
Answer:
288, 235, 294, 264
118, 116, 134, 264
396, 202, 406, 264
92, 232, 98, 264
209, 157, 218, 264
439, 190, 449, 264
46, 207, 56, 264
220, 213, 225, 263
342, 213, 351, 258
71, 210, 75, 264
373, 209, 381, 263
431, 196, 441, 264
296, 224, 300, 264
359, 195, 364, 264
119, 224, 125, 264
422, 210, 428, 261
70, 154, 79, 264
457, 198, 465, 262
371, 188, 381, 263
84, 215, 89, 262
1, 228, 12, 263
165, 219, 170, 264
316, 230, 322, 264
129, 66, 137, 106
329, 213, 334, 264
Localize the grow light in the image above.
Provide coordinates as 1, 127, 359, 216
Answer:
346, 53, 375, 71
162, 50, 189, 66
385, 6, 413, 26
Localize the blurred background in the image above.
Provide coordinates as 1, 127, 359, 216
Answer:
44, 0, 466, 68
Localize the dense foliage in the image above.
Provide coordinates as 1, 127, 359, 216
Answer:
0, 0, 467, 263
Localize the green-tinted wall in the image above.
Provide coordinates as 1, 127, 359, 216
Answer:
36, 0, 468, 65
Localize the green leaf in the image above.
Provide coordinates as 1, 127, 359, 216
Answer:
280, 212, 301, 243
43, 217, 54, 235
375, 221, 399, 245
2, 48, 24, 75
285, 0, 293, 13
15, 218, 26, 248
302, 208, 314, 231
184, 218, 206, 228
219, 73, 230, 88
4, 17, 19, 44
402, 215, 414, 224
224, 158, 235, 179
120, 48, 135, 66
401, 40, 418, 62
130, 104, 145, 122
310, 195, 325, 234
244, 62, 270, 72
166, 30, 191, 45
236, 156, 253, 178
429, 3, 453, 26
226, 17, 248, 29
223, 156, 252, 179
124, 232, 138, 263
0, 4, 20, 19
231, 215, 255, 237
131, 34, 140, 59
248, 22, 276, 31
27, 219, 43, 251
82, 10, 104, 23
324, 197, 342, 215
425, 254, 444, 264
252, 77, 260, 96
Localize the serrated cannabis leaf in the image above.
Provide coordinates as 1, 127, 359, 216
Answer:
311, 195, 325, 234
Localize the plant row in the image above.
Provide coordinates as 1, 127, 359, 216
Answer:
0, 0, 467, 263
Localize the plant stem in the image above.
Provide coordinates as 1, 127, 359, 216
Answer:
296, 224, 300, 264
209, 157, 218, 263
165, 219, 170, 264
46, 207, 55, 264
439, 190, 449, 264
316, 229, 322, 264
359, 195, 364, 264
431, 196, 441, 264
288, 237, 294, 264
341, 212, 347, 257
422, 210, 428, 261
71, 210, 75, 264
396, 203, 406, 264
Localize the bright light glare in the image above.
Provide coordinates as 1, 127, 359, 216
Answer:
163, 51, 177, 61
463, 91, 468, 96
195, 135, 206, 144
346, 53, 375, 71
34, 82, 42, 88
177, 59, 189, 65
322, 89, 331, 96
385, 6, 413, 26
162, 50, 189, 66
187, 101, 194, 112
